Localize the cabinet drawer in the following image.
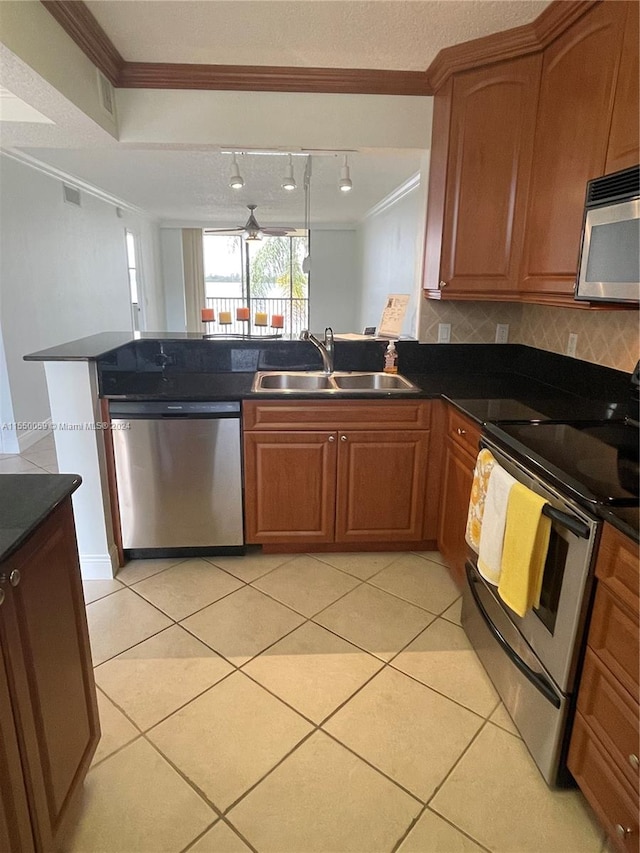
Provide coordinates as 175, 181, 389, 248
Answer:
446, 407, 481, 458
569, 713, 639, 853
577, 648, 639, 792
596, 524, 639, 619
589, 583, 639, 701
243, 400, 431, 431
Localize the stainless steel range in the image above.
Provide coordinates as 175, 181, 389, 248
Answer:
461, 364, 640, 786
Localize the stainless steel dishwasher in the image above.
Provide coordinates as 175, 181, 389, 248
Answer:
110, 401, 244, 557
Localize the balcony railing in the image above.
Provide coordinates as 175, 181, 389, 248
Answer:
204, 297, 309, 338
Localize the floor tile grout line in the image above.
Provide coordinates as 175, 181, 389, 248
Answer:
177, 818, 220, 853
179, 815, 259, 853
117, 556, 190, 586
141, 732, 227, 819
362, 573, 459, 619
389, 719, 495, 853
124, 569, 246, 622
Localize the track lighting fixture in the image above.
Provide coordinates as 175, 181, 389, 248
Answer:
281, 154, 297, 191
339, 155, 353, 192
229, 153, 244, 189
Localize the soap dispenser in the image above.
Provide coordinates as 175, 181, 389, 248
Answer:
383, 340, 398, 374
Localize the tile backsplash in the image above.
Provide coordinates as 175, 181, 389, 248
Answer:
419, 300, 639, 373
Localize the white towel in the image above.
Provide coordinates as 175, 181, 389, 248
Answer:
478, 463, 517, 586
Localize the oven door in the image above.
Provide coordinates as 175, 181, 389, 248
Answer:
477, 439, 599, 693
462, 560, 569, 786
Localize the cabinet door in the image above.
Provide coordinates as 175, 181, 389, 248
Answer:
606, 2, 640, 174
438, 439, 476, 588
0, 644, 34, 853
335, 430, 430, 543
520, 1, 628, 301
438, 55, 541, 296
0, 500, 99, 852
244, 431, 337, 543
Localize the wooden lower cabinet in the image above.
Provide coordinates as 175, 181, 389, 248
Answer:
568, 523, 639, 853
437, 407, 481, 588
242, 401, 432, 547
243, 431, 337, 544
0, 498, 100, 852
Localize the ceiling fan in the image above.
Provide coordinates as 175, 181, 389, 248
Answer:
207, 205, 295, 241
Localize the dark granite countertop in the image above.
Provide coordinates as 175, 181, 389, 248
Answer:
0, 475, 82, 563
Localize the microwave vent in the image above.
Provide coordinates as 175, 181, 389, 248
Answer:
587, 165, 640, 206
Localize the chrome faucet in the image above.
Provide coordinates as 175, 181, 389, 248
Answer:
300, 327, 334, 374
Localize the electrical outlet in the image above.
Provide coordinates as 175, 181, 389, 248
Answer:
495, 323, 509, 344
437, 323, 451, 344
567, 333, 578, 358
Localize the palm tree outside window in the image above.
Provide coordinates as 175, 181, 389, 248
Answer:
203, 233, 309, 336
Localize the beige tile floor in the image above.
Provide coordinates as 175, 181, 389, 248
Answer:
70, 550, 609, 853
5, 438, 608, 853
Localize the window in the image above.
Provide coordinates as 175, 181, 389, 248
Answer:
203, 233, 309, 336
125, 230, 143, 331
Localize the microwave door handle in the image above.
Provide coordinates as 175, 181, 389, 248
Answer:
541, 506, 590, 539
465, 564, 562, 709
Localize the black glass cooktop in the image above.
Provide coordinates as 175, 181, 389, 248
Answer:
450, 397, 626, 425
485, 420, 639, 507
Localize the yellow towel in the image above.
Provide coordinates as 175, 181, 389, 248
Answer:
498, 482, 551, 618
465, 449, 496, 554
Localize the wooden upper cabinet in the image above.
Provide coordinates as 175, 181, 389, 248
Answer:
520, 1, 628, 301
434, 55, 541, 297
606, 1, 640, 174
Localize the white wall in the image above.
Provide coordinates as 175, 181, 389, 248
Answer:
0, 155, 162, 449
356, 175, 424, 338
308, 230, 359, 333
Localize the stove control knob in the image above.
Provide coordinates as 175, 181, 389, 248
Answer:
629, 753, 639, 771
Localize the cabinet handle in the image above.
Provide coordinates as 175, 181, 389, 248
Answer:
456, 427, 466, 436
340, 435, 347, 442
0, 588, 4, 607
439, 280, 448, 289
615, 825, 633, 839
328, 435, 335, 443
629, 754, 639, 771
0, 570, 20, 587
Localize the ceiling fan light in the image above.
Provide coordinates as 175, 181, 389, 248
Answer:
243, 228, 263, 241
229, 153, 244, 190
282, 154, 297, 191
339, 155, 353, 192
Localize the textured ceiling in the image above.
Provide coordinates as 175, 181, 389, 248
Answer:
85, 0, 550, 70
21, 147, 423, 224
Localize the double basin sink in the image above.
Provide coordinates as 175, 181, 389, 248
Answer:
252, 371, 419, 394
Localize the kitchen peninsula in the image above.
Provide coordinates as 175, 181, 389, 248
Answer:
24, 334, 636, 580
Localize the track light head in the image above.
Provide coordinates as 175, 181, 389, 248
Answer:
229, 153, 244, 190
339, 155, 352, 193
282, 154, 297, 191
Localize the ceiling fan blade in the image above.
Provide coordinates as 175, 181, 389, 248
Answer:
262, 228, 294, 236
206, 227, 245, 233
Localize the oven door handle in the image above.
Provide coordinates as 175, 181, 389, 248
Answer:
465, 563, 562, 709
541, 505, 590, 539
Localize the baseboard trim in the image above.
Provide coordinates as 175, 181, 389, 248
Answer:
79, 550, 118, 580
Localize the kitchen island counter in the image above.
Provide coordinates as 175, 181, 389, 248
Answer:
0, 474, 82, 563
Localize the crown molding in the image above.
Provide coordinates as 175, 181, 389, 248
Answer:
41, 0, 124, 86
362, 172, 421, 221
40, 0, 599, 96
427, 1, 598, 91
119, 63, 432, 96
1, 148, 148, 215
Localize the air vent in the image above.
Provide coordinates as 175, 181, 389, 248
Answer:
62, 184, 81, 207
97, 69, 116, 118
587, 165, 640, 206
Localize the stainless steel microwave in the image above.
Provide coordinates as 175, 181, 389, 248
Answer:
575, 165, 640, 304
